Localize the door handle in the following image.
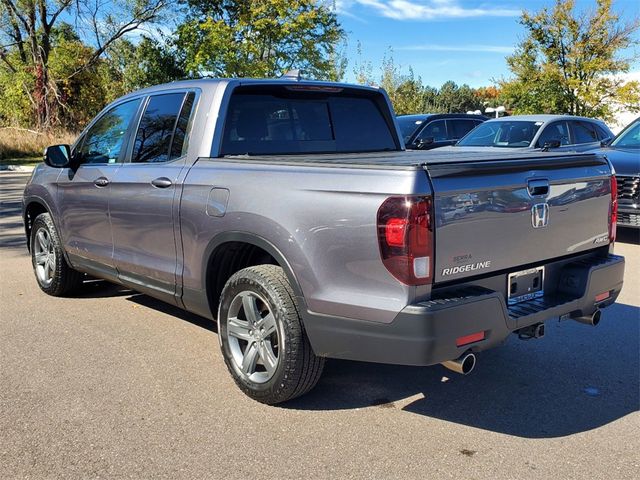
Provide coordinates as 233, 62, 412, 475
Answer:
94, 177, 109, 187
151, 177, 172, 188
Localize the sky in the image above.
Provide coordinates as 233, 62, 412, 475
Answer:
335, 0, 640, 88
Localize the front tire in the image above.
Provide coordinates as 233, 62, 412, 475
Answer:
218, 265, 324, 404
30, 213, 83, 296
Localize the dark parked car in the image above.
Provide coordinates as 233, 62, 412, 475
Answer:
589, 117, 640, 228
445, 115, 614, 152
396, 113, 488, 150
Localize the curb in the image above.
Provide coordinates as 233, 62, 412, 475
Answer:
0, 164, 36, 172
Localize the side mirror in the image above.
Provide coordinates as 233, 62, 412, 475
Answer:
414, 137, 435, 149
600, 137, 612, 147
43, 144, 71, 168
541, 139, 561, 151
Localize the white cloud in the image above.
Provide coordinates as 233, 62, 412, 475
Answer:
397, 44, 514, 53
341, 0, 520, 20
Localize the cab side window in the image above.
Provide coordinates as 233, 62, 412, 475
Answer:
131, 93, 187, 163
78, 99, 141, 165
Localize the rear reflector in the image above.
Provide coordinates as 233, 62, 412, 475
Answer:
595, 291, 610, 302
456, 331, 485, 347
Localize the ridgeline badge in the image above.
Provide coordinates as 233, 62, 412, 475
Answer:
442, 261, 492, 277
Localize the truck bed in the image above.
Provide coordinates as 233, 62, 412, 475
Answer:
223, 148, 612, 285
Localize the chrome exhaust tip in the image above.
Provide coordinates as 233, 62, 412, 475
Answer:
572, 309, 602, 326
441, 352, 476, 375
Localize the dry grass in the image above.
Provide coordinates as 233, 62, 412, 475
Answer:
0, 127, 78, 160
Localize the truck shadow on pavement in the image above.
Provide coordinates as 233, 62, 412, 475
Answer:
72, 281, 218, 333
115, 283, 638, 439
286, 302, 639, 439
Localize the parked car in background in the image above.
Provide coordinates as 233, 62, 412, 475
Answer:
446, 115, 614, 152
396, 113, 488, 149
589, 117, 640, 228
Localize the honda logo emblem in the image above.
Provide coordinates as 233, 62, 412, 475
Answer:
531, 203, 549, 228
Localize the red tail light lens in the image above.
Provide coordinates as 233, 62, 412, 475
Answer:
609, 175, 617, 243
377, 196, 434, 285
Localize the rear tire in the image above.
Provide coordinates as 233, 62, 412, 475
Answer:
30, 213, 83, 296
218, 265, 324, 404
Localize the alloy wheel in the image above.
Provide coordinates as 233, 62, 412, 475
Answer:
33, 227, 56, 287
225, 291, 281, 384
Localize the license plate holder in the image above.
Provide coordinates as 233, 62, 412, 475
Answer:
508, 266, 544, 305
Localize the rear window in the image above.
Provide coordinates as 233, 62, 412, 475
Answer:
221, 88, 396, 155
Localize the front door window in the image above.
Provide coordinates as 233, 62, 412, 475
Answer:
78, 99, 141, 165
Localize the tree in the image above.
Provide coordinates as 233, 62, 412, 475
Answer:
0, 0, 168, 128
500, 0, 640, 120
436, 81, 482, 113
106, 37, 186, 96
376, 49, 430, 114
352, 40, 374, 85
175, 0, 345, 79
393, 70, 429, 115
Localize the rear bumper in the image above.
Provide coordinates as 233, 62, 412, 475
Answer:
303, 253, 624, 366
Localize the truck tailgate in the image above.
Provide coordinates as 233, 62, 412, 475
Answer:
426, 154, 612, 283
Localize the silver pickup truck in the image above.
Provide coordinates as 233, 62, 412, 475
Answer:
23, 78, 625, 404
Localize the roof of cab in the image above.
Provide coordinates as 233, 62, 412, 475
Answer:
116, 77, 384, 101
485, 114, 605, 123
396, 113, 488, 120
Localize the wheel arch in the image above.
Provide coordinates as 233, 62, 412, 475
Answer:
202, 231, 305, 319
23, 198, 52, 251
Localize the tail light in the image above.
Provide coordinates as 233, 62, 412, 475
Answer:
609, 175, 617, 243
377, 196, 434, 285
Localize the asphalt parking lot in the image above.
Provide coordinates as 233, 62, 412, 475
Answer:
1, 171, 639, 479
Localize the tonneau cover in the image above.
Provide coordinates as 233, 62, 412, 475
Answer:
223, 149, 606, 169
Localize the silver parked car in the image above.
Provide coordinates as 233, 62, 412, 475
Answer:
444, 114, 614, 152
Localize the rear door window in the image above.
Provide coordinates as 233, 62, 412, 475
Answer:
593, 123, 611, 141
570, 121, 599, 144
132, 93, 185, 163
170, 92, 196, 160
448, 119, 480, 140
221, 89, 396, 155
